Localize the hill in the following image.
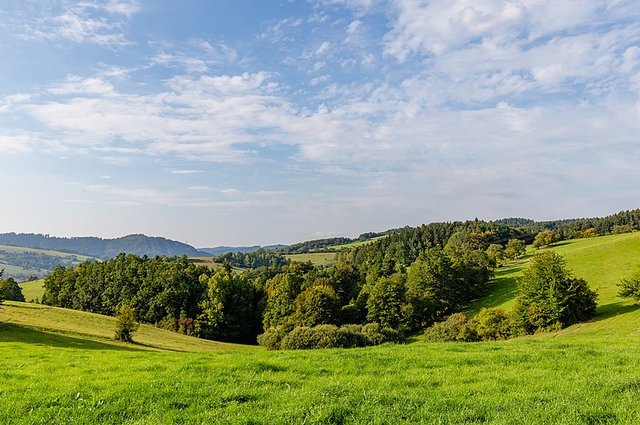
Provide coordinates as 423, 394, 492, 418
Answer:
198, 244, 286, 256
3, 233, 640, 422
0, 245, 94, 281
0, 233, 204, 260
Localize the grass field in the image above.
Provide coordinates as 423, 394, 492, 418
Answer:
0, 244, 93, 281
286, 252, 337, 266
19, 279, 45, 302
2, 233, 640, 423
327, 236, 386, 251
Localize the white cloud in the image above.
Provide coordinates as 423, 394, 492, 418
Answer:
0, 135, 33, 153
315, 41, 332, 56
7, 0, 139, 46
171, 169, 203, 175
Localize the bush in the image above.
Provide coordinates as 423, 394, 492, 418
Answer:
280, 326, 321, 350
261, 323, 404, 350
514, 251, 597, 332
114, 305, 139, 342
474, 308, 513, 340
337, 324, 368, 348
0, 277, 25, 302
424, 313, 479, 342
618, 267, 640, 303
257, 326, 290, 350
362, 322, 403, 345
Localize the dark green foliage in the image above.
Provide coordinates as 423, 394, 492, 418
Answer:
424, 313, 479, 342
0, 277, 26, 302
195, 267, 257, 343
515, 251, 597, 332
366, 274, 406, 329
293, 284, 340, 327
618, 267, 640, 303
280, 326, 321, 349
261, 323, 403, 350
256, 326, 291, 350
360, 323, 403, 345
214, 248, 289, 268
42, 254, 211, 335
474, 308, 515, 340
405, 249, 457, 328
114, 305, 139, 342
262, 270, 304, 329
279, 237, 353, 254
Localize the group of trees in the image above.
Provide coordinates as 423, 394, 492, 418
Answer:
213, 249, 289, 269
38, 208, 627, 348
0, 270, 25, 303
40, 227, 500, 347
425, 251, 598, 342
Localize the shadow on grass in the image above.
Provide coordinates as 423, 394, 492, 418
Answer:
0, 322, 142, 351
594, 302, 640, 321
466, 262, 526, 315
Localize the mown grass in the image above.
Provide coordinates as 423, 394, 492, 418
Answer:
18, 278, 45, 302
286, 252, 337, 267
2, 232, 640, 423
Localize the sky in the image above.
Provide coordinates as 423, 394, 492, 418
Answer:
0, 0, 639, 247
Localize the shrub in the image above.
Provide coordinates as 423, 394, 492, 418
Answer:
514, 251, 597, 332
280, 326, 320, 350
336, 324, 368, 348
313, 324, 346, 348
114, 305, 139, 343
257, 326, 290, 350
362, 322, 403, 345
474, 308, 513, 340
262, 323, 404, 350
618, 267, 640, 303
0, 277, 25, 302
424, 313, 479, 342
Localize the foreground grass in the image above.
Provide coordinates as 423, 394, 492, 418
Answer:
2, 324, 640, 424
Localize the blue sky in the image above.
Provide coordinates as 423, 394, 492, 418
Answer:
1, 0, 639, 247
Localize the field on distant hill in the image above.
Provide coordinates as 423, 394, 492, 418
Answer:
285, 252, 337, 266
327, 235, 386, 251
2, 233, 640, 423
0, 245, 93, 281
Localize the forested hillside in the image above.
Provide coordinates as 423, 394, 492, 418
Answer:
0, 233, 204, 259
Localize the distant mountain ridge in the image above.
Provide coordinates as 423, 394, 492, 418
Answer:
0, 233, 205, 259
198, 245, 287, 256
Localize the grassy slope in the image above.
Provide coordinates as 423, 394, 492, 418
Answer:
466, 232, 640, 335
327, 235, 386, 251
286, 252, 337, 266
0, 302, 247, 353
0, 244, 93, 279
19, 279, 45, 301
2, 233, 640, 423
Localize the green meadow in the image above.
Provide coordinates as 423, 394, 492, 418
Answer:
285, 252, 337, 267
2, 233, 640, 424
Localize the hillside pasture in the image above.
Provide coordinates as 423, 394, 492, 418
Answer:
285, 252, 337, 267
